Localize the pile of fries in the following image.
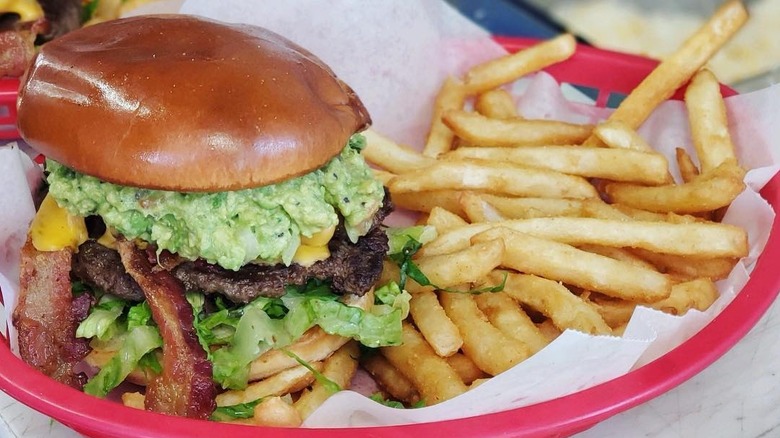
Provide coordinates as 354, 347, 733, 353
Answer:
117, 0, 753, 424
363, 0, 751, 406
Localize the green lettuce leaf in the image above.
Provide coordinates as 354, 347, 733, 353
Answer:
210, 399, 263, 421
83, 324, 162, 397
211, 303, 285, 390
207, 280, 410, 390
385, 225, 437, 255
75, 295, 126, 341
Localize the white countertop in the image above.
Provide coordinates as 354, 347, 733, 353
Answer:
3, 288, 780, 437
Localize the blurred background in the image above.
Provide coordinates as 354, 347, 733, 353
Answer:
447, 0, 780, 92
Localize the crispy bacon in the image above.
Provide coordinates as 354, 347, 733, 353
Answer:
12, 239, 89, 389
0, 18, 48, 77
116, 240, 216, 419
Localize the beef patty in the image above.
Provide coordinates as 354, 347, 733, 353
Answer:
71, 192, 393, 303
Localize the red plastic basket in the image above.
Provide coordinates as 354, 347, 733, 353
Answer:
0, 37, 777, 438
0, 78, 19, 139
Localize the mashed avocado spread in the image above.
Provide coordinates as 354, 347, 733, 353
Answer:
46, 135, 384, 270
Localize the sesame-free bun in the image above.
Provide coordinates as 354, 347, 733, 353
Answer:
17, 15, 370, 191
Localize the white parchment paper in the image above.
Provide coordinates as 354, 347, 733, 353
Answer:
1, 0, 778, 429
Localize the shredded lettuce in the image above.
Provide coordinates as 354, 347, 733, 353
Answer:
83, 324, 162, 397
193, 280, 410, 390
385, 225, 437, 255
210, 302, 287, 389
368, 392, 426, 409
283, 349, 341, 393
210, 399, 263, 421
80, 299, 163, 398
76, 295, 125, 341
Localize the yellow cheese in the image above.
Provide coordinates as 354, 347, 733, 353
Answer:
30, 193, 88, 251
292, 244, 330, 267
0, 0, 44, 22
300, 225, 336, 247
97, 227, 117, 249
293, 225, 336, 266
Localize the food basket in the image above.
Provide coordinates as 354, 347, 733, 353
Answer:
1, 36, 778, 438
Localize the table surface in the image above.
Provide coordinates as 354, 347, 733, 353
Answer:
3, 2, 779, 437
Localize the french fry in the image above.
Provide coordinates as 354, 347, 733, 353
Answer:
584, 294, 637, 329
685, 68, 738, 172
412, 239, 505, 291
424, 77, 468, 157
439, 292, 531, 376
380, 322, 468, 405
492, 272, 612, 335
577, 244, 658, 272
610, 204, 700, 223
474, 227, 672, 302
650, 278, 719, 315
388, 159, 599, 199
593, 120, 655, 152
294, 341, 359, 420
459, 192, 508, 223
248, 292, 371, 381
536, 319, 562, 342
361, 353, 421, 405
445, 353, 487, 385
362, 129, 436, 173
121, 392, 145, 410
475, 88, 518, 119
248, 327, 349, 381
676, 148, 701, 183
447, 146, 670, 185
250, 396, 302, 427
631, 248, 737, 281
392, 189, 465, 217
409, 290, 463, 357
372, 168, 397, 185
422, 217, 747, 259
85, 348, 155, 386
473, 291, 550, 353
464, 33, 576, 94
472, 195, 617, 220
426, 206, 469, 233
443, 110, 593, 147
216, 363, 322, 407
583, 0, 748, 145
588, 278, 719, 325
605, 160, 746, 213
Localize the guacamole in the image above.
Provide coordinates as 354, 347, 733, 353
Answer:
46, 136, 385, 270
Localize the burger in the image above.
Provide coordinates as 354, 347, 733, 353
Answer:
11, 14, 408, 419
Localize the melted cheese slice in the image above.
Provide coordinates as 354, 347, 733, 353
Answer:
292, 244, 330, 267
97, 227, 117, 249
0, 0, 44, 22
293, 225, 336, 266
30, 193, 88, 251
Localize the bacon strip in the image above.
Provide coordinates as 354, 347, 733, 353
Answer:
0, 19, 49, 78
12, 239, 89, 389
117, 240, 216, 419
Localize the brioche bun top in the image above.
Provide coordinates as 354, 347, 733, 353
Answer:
17, 14, 370, 191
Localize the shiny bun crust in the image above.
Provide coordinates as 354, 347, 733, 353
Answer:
17, 15, 371, 191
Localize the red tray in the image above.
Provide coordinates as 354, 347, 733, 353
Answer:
0, 77, 19, 139
1, 37, 777, 438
